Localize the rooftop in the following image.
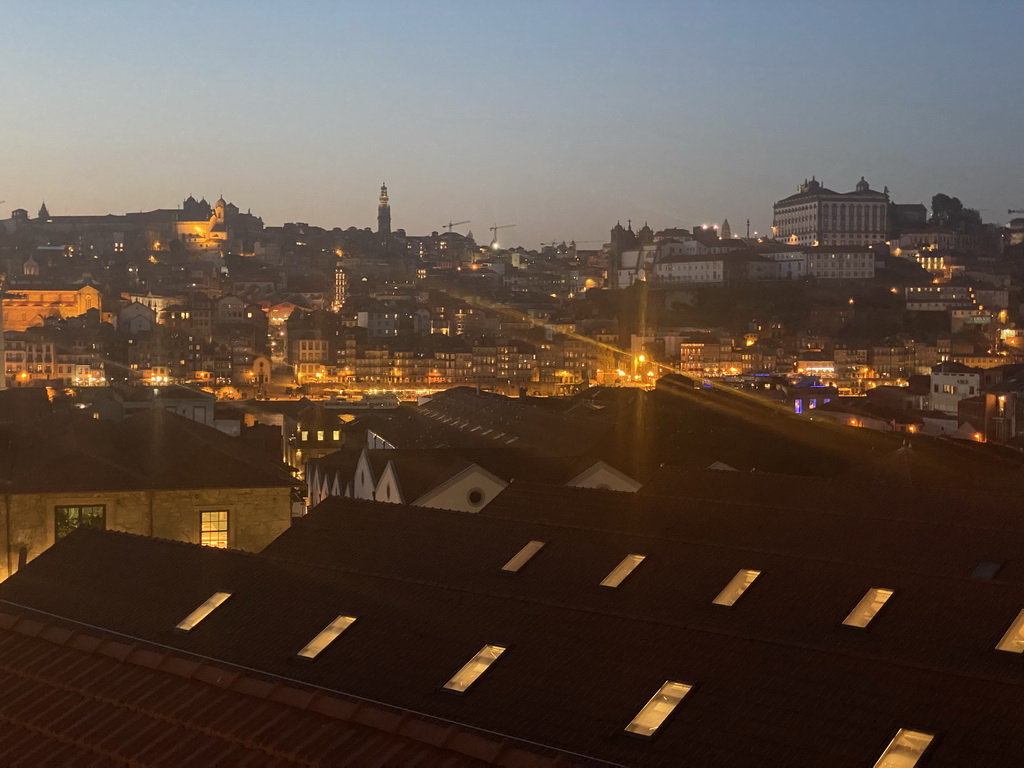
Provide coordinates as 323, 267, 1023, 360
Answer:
8, 483, 1024, 766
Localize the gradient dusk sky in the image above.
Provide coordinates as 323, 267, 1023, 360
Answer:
2, 1, 1022, 247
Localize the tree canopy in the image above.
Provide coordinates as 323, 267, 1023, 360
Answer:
930, 193, 982, 229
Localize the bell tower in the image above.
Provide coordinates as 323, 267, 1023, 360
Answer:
377, 183, 391, 235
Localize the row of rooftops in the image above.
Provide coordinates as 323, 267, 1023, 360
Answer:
8, 477, 1024, 765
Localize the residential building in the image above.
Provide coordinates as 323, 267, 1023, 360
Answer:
0, 407, 296, 580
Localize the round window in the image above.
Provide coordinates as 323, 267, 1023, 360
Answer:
467, 488, 485, 507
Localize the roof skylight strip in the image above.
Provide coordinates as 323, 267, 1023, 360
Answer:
175, 591, 231, 632
712, 569, 761, 606
872, 728, 935, 768
843, 587, 894, 628
996, 609, 1024, 653
501, 540, 546, 572
443, 644, 506, 693
600, 554, 646, 588
296, 615, 357, 660
624, 680, 692, 738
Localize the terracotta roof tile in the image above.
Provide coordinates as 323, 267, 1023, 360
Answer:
0, 607, 524, 767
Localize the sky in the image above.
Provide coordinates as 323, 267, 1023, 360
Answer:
2, 0, 1023, 248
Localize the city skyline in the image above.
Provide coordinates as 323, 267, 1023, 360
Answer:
3, 1, 1023, 246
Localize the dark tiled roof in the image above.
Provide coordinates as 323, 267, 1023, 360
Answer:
8, 486, 1024, 766
419, 389, 607, 456
0, 409, 296, 493
578, 385, 1024, 484
0, 610, 534, 768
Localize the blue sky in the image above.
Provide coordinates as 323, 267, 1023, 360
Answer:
2, 0, 1022, 246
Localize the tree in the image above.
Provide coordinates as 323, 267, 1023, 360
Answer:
931, 193, 982, 229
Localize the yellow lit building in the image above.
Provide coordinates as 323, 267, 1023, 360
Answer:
2, 284, 103, 331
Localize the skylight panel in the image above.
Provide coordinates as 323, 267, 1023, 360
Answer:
624, 680, 692, 738
843, 588, 894, 628
501, 540, 546, 572
443, 644, 506, 693
175, 591, 231, 632
996, 609, 1024, 653
296, 615, 357, 660
972, 560, 1002, 580
712, 569, 761, 607
872, 728, 935, 768
600, 554, 646, 588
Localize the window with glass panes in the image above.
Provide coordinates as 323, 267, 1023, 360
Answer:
55, 505, 106, 540
200, 510, 229, 548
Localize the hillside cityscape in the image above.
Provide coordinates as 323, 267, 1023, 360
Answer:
4, 2, 1024, 766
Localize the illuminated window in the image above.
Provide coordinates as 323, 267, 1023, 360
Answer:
600, 554, 646, 588
317, 430, 325, 441
332, 430, 340, 441
872, 728, 935, 768
301, 431, 308, 441
296, 615, 357, 660
175, 591, 231, 632
712, 569, 761, 606
443, 644, 506, 693
200, 510, 228, 548
55, 505, 105, 540
843, 588, 894, 628
501, 540, 545, 572
995, 609, 1024, 653
624, 680, 692, 738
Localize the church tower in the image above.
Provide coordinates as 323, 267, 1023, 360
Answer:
720, 218, 732, 239
377, 183, 391, 235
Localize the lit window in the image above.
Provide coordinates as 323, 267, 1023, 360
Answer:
54, 504, 105, 540
600, 554, 646, 588
624, 680, 692, 737
200, 510, 228, 548
872, 728, 935, 768
317, 430, 325, 441
296, 615, 357, 659
301, 431, 308, 441
712, 569, 761, 606
443, 644, 506, 693
996, 609, 1024, 653
175, 591, 231, 632
332, 430, 340, 441
843, 588, 894, 628
501, 540, 545, 572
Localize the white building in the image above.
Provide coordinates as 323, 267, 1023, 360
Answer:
652, 256, 724, 284
773, 177, 889, 246
929, 363, 980, 414
804, 247, 876, 279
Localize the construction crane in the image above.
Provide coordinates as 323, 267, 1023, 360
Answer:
443, 219, 470, 233
489, 223, 516, 249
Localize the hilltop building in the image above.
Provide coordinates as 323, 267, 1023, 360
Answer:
773, 176, 889, 246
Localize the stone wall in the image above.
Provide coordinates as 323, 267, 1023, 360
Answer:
0, 486, 292, 580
